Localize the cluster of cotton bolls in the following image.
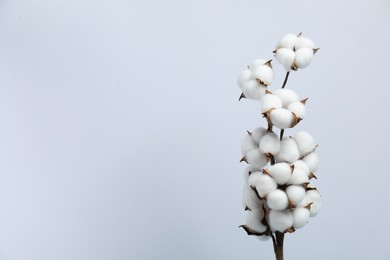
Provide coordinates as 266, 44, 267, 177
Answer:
274, 32, 319, 71
240, 128, 320, 238
237, 33, 321, 241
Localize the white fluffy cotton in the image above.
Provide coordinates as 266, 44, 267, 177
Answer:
302, 152, 319, 172
301, 190, 321, 217
251, 127, 268, 144
242, 185, 263, 210
267, 189, 289, 210
275, 48, 296, 71
249, 59, 267, 71
273, 89, 300, 108
245, 210, 267, 233
243, 166, 259, 183
292, 131, 317, 157
266, 162, 292, 185
241, 134, 257, 156
261, 94, 282, 113
237, 69, 252, 89
275, 33, 298, 50
295, 36, 315, 50
269, 210, 293, 232
269, 108, 296, 129
246, 148, 268, 168
242, 79, 267, 100
294, 48, 314, 69
287, 101, 306, 119
287, 167, 309, 185
254, 174, 277, 198
292, 207, 310, 229
292, 160, 310, 175
253, 65, 273, 86
275, 138, 300, 163
286, 185, 306, 206
259, 131, 280, 155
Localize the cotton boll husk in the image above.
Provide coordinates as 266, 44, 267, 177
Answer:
254, 174, 278, 198
261, 94, 282, 113
273, 89, 300, 108
275, 33, 298, 50
294, 48, 314, 69
242, 79, 267, 100
249, 59, 267, 71
237, 69, 252, 89
241, 134, 258, 156
287, 101, 305, 119
301, 190, 321, 217
292, 131, 317, 157
251, 127, 268, 144
246, 149, 268, 168
286, 185, 306, 206
275, 138, 300, 163
242, 185, 263, 210
287, 167, 309, 185
269, 108, 297, 129
269, 210, 293, 232
292, 207, 310, 229
253, 65, 273, 86
294, 36, 315, 50
275, 48, 296, 71
266, 189, 289, 210
259, 131, 280, 155
302, 152, 319, 172
266, 162, 291, 185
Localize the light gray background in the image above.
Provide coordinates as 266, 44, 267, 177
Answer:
0, 0, 389, 259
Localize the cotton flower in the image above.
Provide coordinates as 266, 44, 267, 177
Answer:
264, 162, 292, 185
245, 148, 268, 169
274, 48, 296, 71
252, 173, 278, 198
291, 131, 317, 157
268, 210, 293, 233
242, 185, 263, 211
287, 167, 309, 185
294, 36, 315, 50
244, 209, 267, 234
242, 79, 267, 100
268, 108, 300, 129
275, 33, 298, 50
273, 89, 300, 108
293, 48, 314, 69
287, 101, 306, 119
252, 61, 274, 87
275, 137, 300, 163
260, 93, 282, 113
266, 189, 289, 210
302, 152, 319, 172
249, 59, 267, 71
250, 127, 268, 144
286, 185, 306, 206
241, 133, 258, 156
243, 166, 260, 183
292, 207, 310, 229
303, 189, 321, 217
259, 131, 280, 156
237, 69, 252, 89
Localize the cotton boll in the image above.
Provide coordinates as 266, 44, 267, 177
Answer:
266, 162, 291, 185
286, 185, 306, 206
275, 33, 298, 50
269, 108, 299, 129
246, 149, 268, 168
242, 79, 267, 100
259, 131, 280, 155
291, 160, 310, 175
251, 127, 268, 144
242, 185, 263, 210
253, 65, 273, 86
275, 138, 300, 163
261, 94, 282, 113
241, 133, 258, 156
292, 131, 317, 157
275, 48, 296, 71
243, 166, 259, 183
266, 189, 289, 210
245, 210, 267, 233
302, 152, 319, 172
249, 59, 267, 71
287, 167, 309, 185
254, 174, 277, 198
301, 190, 321, 217
287, 101, 305, 119
294, 36, 315, 50
294, 48, 314, 69
268, 210, 293, 232
273, 89, 300, 108
292, 207, 310, 229
237, 69, 252, 89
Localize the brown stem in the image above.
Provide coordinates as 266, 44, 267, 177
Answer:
275, 232, 285, 260
280, 129, 284, 141
281, 71, 290, 89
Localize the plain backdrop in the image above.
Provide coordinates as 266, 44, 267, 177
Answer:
0, 0, 390, 259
